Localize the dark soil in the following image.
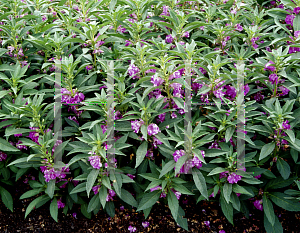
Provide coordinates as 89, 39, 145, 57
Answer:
0, 178, 299, 233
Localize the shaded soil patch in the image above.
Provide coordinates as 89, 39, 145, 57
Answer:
0, 179, 299, 233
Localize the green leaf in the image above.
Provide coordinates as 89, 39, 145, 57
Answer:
265, 176, 296, 190
230, 192, 240, 211
49, 197, 58, 222
264, 212, 283, 233
45, 180, 56, 199
105, 201, 115, 218
207, 167, 227, 176
293, 15, 300, 32
232, 184, 252, 196
81, 203, 91, 219
223, 183, 232, 204
225, 126, 235, 143
159, 160, 175, 179
135, 141, 148, 168
269, 192, 300, 211
263, 194, 275, 226
99, 185, 107, 209
25, 195, 50, 219
171, 183, 194, 195
137, 190, 160, 211
87, 193, 99, 213
168, 190, 179, 221
276, 158, 290, 180
259, 142, 275, 160
140, 124, 148, 142
284, 129, 295, 143
220, 193, 233, 225
20, 189, 42, 199
120, 188, 138, 208
192, 168, 208, 200
0, 138, 20, 152
0, 187, 13, 212
86, 169, 100, 198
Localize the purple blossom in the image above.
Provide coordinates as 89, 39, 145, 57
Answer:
244, 84, 250, 95
294, 7, 300, 14
264, 61, 276, 72
152, 136, 163, 148
235, 23, 243, 31
219, 230, 226, 233
253, 199, 263, 211
0, 151, 7, 161
86, 65, 93, 71
72, 212, 77, 218
16, 141, 28, 150
227, 172, 242, 184
128, 63, 140, 77
88, 155, 102, 169
294, 30, 300, 38
165, 34, 174, 43
142, 221, 150, 228
182, 31, 190, 38
125, 40, 133, 46
151, 75, 164, 87
128, 225, 136, 232
92, 185, 101, 195
131, 119, 145, 133
282, 120, 291, 130
254, 92, 264, 102
285, 14, 295, 25
278, 86, 289, 96
269, 73, 279, 85
43, 168, 61, 182
171, 188, 182, 200
204, 220, 210, 227
57, 199, 65, 209
147, 123, 160, 136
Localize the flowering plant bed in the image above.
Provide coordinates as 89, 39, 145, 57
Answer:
0, 0, 300, 232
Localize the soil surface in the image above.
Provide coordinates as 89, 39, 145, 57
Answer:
0, 178, 299, 233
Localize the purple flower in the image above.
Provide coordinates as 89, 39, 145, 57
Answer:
72, 212, 77, 218
152, 136, 163, 148
173, 150, 185, 162
243, 84, 250, 95
86, 65, 93, 71
88, 155, 102, 169
128, 63, 140, 77
254, 92, 264, 102
278, 86, 289, 96
269, 73, 279, 85
125, 40, 133, 46
285, 14, 295, 25
264, 61, 276, 72
182, 31, 190, 38
227, 172, 242, 184
165, 34, 174, 43
147, 123, 160, 136
282, 120, 291, 130
253, 199, 263, 211
225, 85, 237, 99
142, 221, 150, 228
293, 7, 300, 14
151, 75, 164, 87
0, 151, 7, 161
16, 141, 28, 150
204, 220, 210, 227
171, 188, 182, 200
128, 225, 136, 232
294, 30, 300, 38
131, 119, 144, 133
43, 168, 61, 182
219, 230, 226, 233
92, 185, 101, 195
68, 116, 79, 125
235, 23, 243, 31
214, 88, 225, 99
57, 199, 65, 209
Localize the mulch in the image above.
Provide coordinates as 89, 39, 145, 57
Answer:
0, 178, 299, 233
